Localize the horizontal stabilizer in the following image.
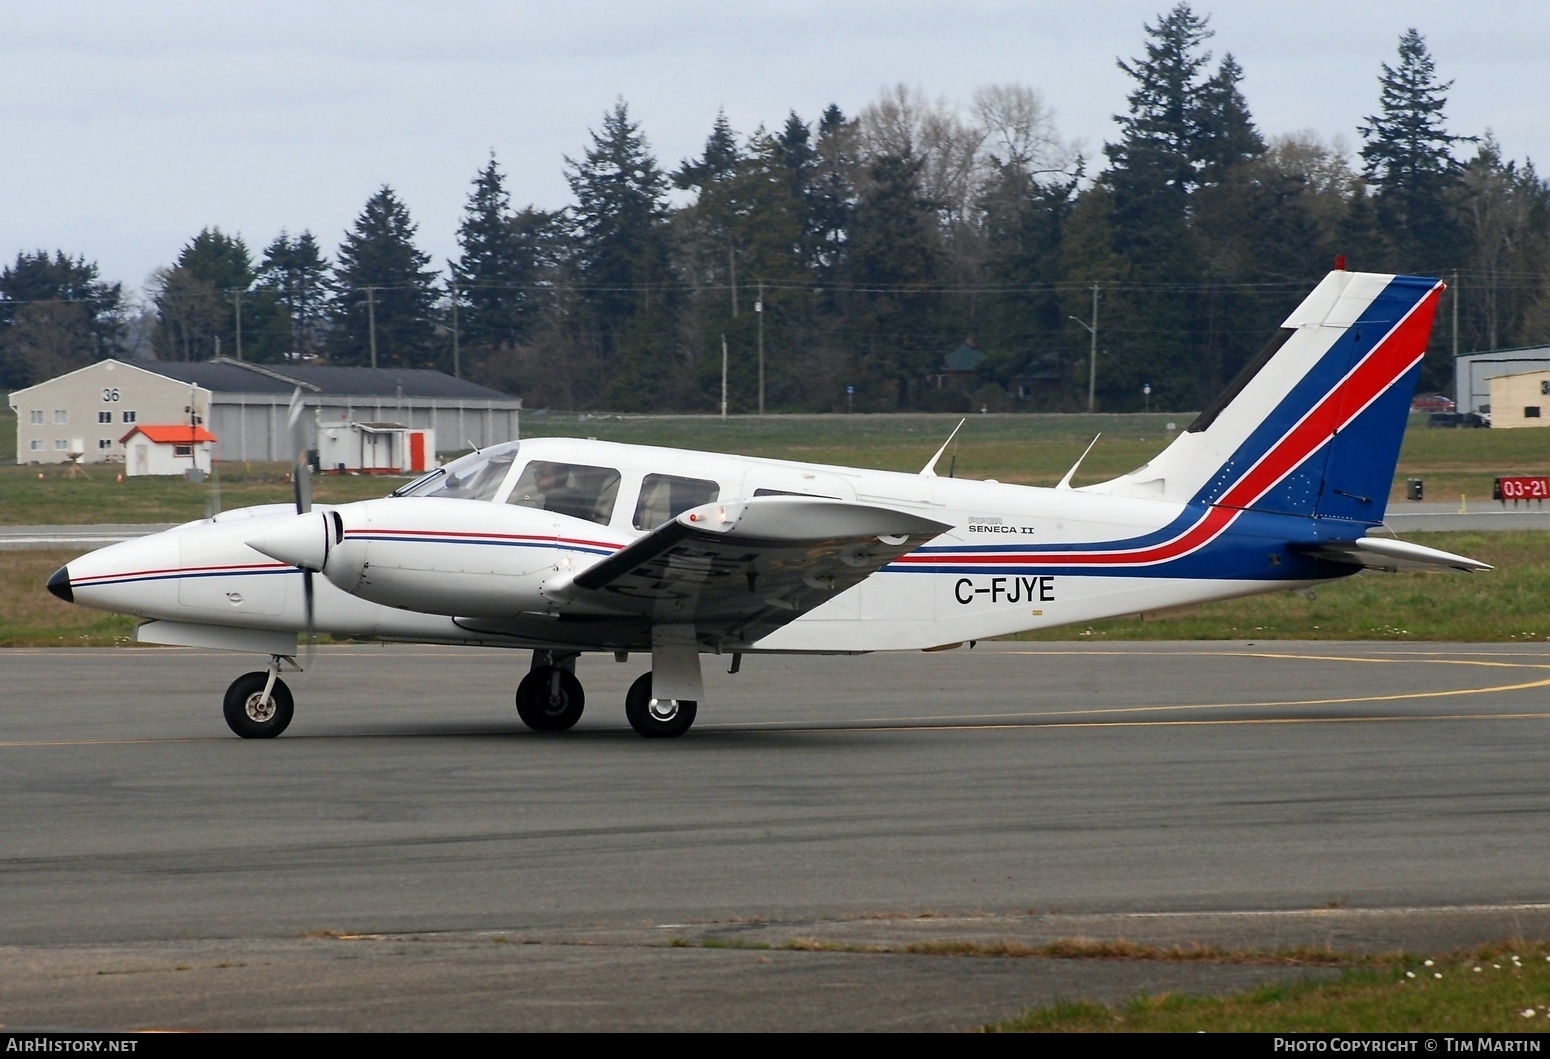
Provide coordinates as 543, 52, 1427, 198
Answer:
1297, 536, 1491, 573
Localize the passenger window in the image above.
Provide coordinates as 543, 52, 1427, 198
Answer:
509, 461, 622, 526
633, 473, 720, 530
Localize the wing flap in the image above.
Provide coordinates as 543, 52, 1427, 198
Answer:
549, 497, 950, 645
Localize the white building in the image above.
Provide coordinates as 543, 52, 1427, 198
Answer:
1487, 369, 1550, 429
121, 424, 217, 476
317, 422, 437, 473
10, 357, 520, 465
10, 359, 209, 464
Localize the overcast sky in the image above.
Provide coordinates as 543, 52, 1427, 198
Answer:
5, 1, 1547, 298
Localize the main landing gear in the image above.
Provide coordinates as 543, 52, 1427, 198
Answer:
515, 651, 585, 731
223, 656, 295, 738
513, 650, 699, 738
624, 672, 697, 739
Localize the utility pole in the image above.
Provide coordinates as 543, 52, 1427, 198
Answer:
720, 334, 729, 419
1088, 283, 1098, 414
365, 287, 378, 370
1068, 282, 1100, 413
755, 281, 765, 415
233, 289, 242, 361
729, 246, 738, 317
451, 296, 460, 379
1451, 268, 1460, 363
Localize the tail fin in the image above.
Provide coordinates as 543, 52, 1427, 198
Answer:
1087, 269, 1443, 527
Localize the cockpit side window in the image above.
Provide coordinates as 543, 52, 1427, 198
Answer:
392, 443, 519, 502
633, 473, 720, 530
508, 461, 622, 526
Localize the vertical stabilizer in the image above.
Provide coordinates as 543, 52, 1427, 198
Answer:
1085, 270, 1443, 527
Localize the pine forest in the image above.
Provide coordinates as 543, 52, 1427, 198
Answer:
4, 6, 1547, 415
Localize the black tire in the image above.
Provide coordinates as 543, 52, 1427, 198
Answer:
223, 671, 294, 739
624, 672, 697, 738
516, 667, 585, 731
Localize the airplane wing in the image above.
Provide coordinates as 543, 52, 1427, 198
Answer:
1295, 536, 1492, 573
544, 496, 951, 646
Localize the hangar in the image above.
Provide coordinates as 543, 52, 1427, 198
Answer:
1455, 345, 1550, 416
10, 357, 521, 465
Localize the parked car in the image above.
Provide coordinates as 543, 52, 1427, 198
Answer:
1412, 393, 1456, 413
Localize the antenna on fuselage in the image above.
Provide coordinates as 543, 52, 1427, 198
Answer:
1056, 434, 1102, 490
919, 419, 966, 478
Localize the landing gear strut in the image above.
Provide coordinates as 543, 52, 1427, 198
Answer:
223, 655, 295, 738
516, 651, 584, 731
625, 672, 697, 738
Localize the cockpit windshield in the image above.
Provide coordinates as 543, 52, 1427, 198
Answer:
391, 441, 520, 502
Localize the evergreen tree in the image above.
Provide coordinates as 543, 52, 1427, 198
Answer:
1195, 54, 1265, 185
451, 156, 551, 354
1458, 137, 1550, 351
1358, 28, 1471, 269
1104, 2, 1215, 223
1099, 3, 1217, 408
775, 111, 817, 200
152, 228, 254, 361
0, 251, 122, 388
847, 147, 942, 408
672, 111, 740, 192
673, 111, 746, 327
807, 105, 859, 279
330, 186, 441, 369
257, 231, 331, 359
682, 124, 815, 411
565, 101, 675, 407
977, 163, 1080, 407
178, 228, 255, 293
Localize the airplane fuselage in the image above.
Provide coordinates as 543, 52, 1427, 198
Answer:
62, 436, 1350, 657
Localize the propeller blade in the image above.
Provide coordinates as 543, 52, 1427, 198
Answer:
302, 568, 316, 663
293, 455, 312, 515
287, 388, 312, 514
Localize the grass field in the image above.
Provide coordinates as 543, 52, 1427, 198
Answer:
988, 942, 1550, 1033
3, 406, 1548, 524
5, 531, 1541, 648
1019, 530, 1550, 643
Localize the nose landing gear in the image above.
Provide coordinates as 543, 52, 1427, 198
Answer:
516, 667, 585, 731
515, 650, 585, 731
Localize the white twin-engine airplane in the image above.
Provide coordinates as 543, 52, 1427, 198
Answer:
49, 268, 1488, 739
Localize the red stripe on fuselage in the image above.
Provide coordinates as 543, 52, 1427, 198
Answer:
72, 560, 292, 585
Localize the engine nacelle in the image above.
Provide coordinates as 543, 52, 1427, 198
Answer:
249, 497, 619, 619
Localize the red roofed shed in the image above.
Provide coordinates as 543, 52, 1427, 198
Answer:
121, 424, 218, 477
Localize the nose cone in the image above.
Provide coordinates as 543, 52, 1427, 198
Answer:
47, 565, 73, 603
246, 511, 330, 571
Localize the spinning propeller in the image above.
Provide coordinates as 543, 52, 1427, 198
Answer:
287, 389, 316, 651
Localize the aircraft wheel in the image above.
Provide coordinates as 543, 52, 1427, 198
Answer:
223, 672, 294, 739
625, 672, 697, 738
516, 667, 585, 732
